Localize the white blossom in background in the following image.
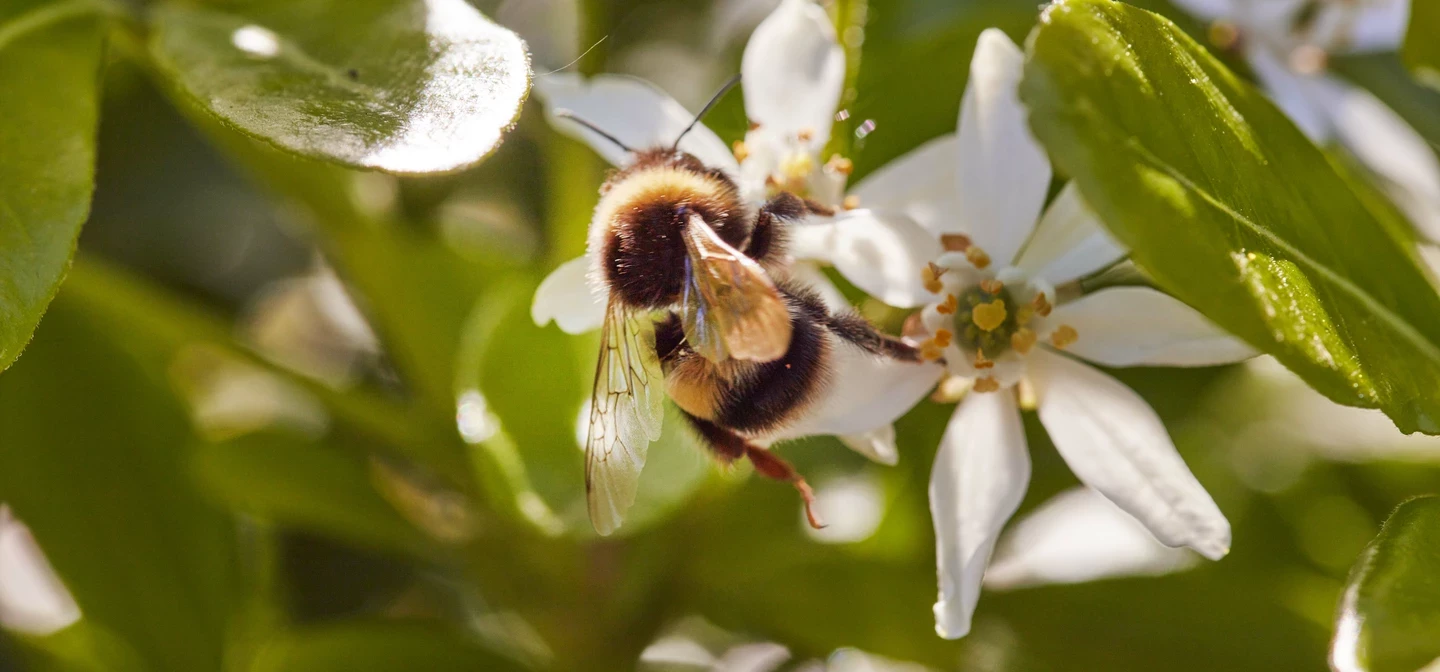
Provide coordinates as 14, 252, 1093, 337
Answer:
800, 29, 1255, 639
0, 507, 80, 636
1174, 0, 1440, 240
530, 0, 940, 463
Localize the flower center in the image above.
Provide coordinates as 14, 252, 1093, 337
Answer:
952, 283, 1018, 359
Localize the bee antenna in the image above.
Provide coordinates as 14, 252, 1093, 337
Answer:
672, 73, 742, 152
554, 109, 634, 153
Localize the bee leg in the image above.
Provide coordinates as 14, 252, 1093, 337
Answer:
682, 412, 826, 529
825, 312, 925, 362
746, 192, 805, 266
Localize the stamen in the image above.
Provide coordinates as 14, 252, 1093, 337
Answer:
1011, 328, 1037, 355
935, 294, 959, 315
972, 300, 1008, 332
1050, 325, 1078, 349
826, 155, 854, 176
1015, 304, 1034, 326
931, 375, 972, 403
902, 312, 927, 340
1207, 19, 1240, 50
933, 328, 953, 348
920, 340, 945, 361
798, 127, 815, 143
941, 234, 972, 252
1032, 292, 1053, 317
732, 140, 750, 163
973, 376, 1000, 393
973, 350, 994, 370
779, 152, 815, 182
966, 246, 992, 270
842, 194, 861, 210
922, 262, 947, 294
980, 279, 1004, 294
749, 120, 762, 131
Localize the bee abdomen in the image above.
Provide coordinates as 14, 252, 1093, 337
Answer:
714, 299, 831, 435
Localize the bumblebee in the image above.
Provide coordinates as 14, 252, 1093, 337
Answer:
566, 82, 921, 535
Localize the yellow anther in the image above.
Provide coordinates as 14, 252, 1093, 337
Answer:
933, 328, 953, 348
1050, 324, 1079, 349
903, 312, 927, 340
1011, 328, 1037, 355
748, 120, 762, 131
966, 246, 992, 270
973, 350, 994, 370
922, 262, 947, 294
1207, 19, 1240, 50
1015, 304, 1035, 326
1032, 292, 1053, 317
941, 234, 972, 252
842, 194, 861, 210
827, 154, 854, 176
935, 293, 959, 315
973, 376, 1001, 393
732, 140, 750, 163
980, 279, 1004, 295
931, 375, 972, 404
972, 299, 1008, 332
779, 152, 815, 182
919, 341, 945, 361
798, 127, 815, 142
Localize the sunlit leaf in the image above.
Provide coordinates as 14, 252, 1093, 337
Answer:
1403, 1, 1440, 85
1022, 0, 1440, 434
149, 0, 532, 174
0, 0, 103, 373
1332, 496, 1440, 672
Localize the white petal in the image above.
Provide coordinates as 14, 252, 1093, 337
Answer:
1015, 182, 1126, 285
532, 256, 606, 334
955, 29, 1052, 263
773, 341, 941, 440
1324, 76, 1440, 242
1323, 0, 1409, 53
741, 0, 845, 147
790, 210, 942, 308
930, 392, 1030, 640
849, 134, 960, 235
1245, 49, 1334, 143
1046, 287, 1257, 367
1029, 349, 1231, 560
535, 73, 740, 172
839, 424, 899, 466
984, 487, 1199, 590
0, 507, 81, 636
1169, 0, 1236, 21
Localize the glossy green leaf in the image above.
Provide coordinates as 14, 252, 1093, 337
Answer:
248, 622, 524, 672
1022, 0, 1440, 433
1404, 0, 1440, 85
0, 290, 240, 672
148, 0, 531, 174
1332, 496, 1440, 672
0, 1, 103, 373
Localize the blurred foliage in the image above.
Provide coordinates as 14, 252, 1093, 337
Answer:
0, 0, 1439, 671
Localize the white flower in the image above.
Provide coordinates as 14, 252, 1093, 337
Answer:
0, 506, 80, 636
1174, 0, 1440, 240
529, 0, 940, 462
806, 29, 1256, 639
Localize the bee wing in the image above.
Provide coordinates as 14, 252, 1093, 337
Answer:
586, 299, 666, 536
679, 213, 793, 362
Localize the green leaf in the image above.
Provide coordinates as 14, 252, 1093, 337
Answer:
1332, 496, 1440, 672
1404, 0, 1440, 85
0, 288, 240, 672
148, 0, 531, 174
0, 1, 103, 373
1022, 0, 1440, 434
248, 622, 524, 672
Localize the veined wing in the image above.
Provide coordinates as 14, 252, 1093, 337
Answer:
679, 213, 792, 363
586, 299, 665, 536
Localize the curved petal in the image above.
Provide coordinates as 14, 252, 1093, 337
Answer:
0, 508, 81, 635
741, 0, 845, 147
774, 342, 941, 440
840, 424, 899, 466
1169, 0, 1236, 21
930, 391, 1030, 640
984, 487, 1199, 590
849, 134, 960, 235
1245, 48, 1334, 143
1046, 287, 1257, 367
1324, 76, 1440, 242
1029, 349, 1231, 560
532, 256, 606, 334
790, 210, 942, 308
1015, 182, 1126, 285
1322, 0, 1409, 54
534, 73, 739, 172
955, 29, 1051, 263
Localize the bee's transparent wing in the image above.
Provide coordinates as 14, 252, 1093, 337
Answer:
586, 299, 666, 536
679, 213, 793, 363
